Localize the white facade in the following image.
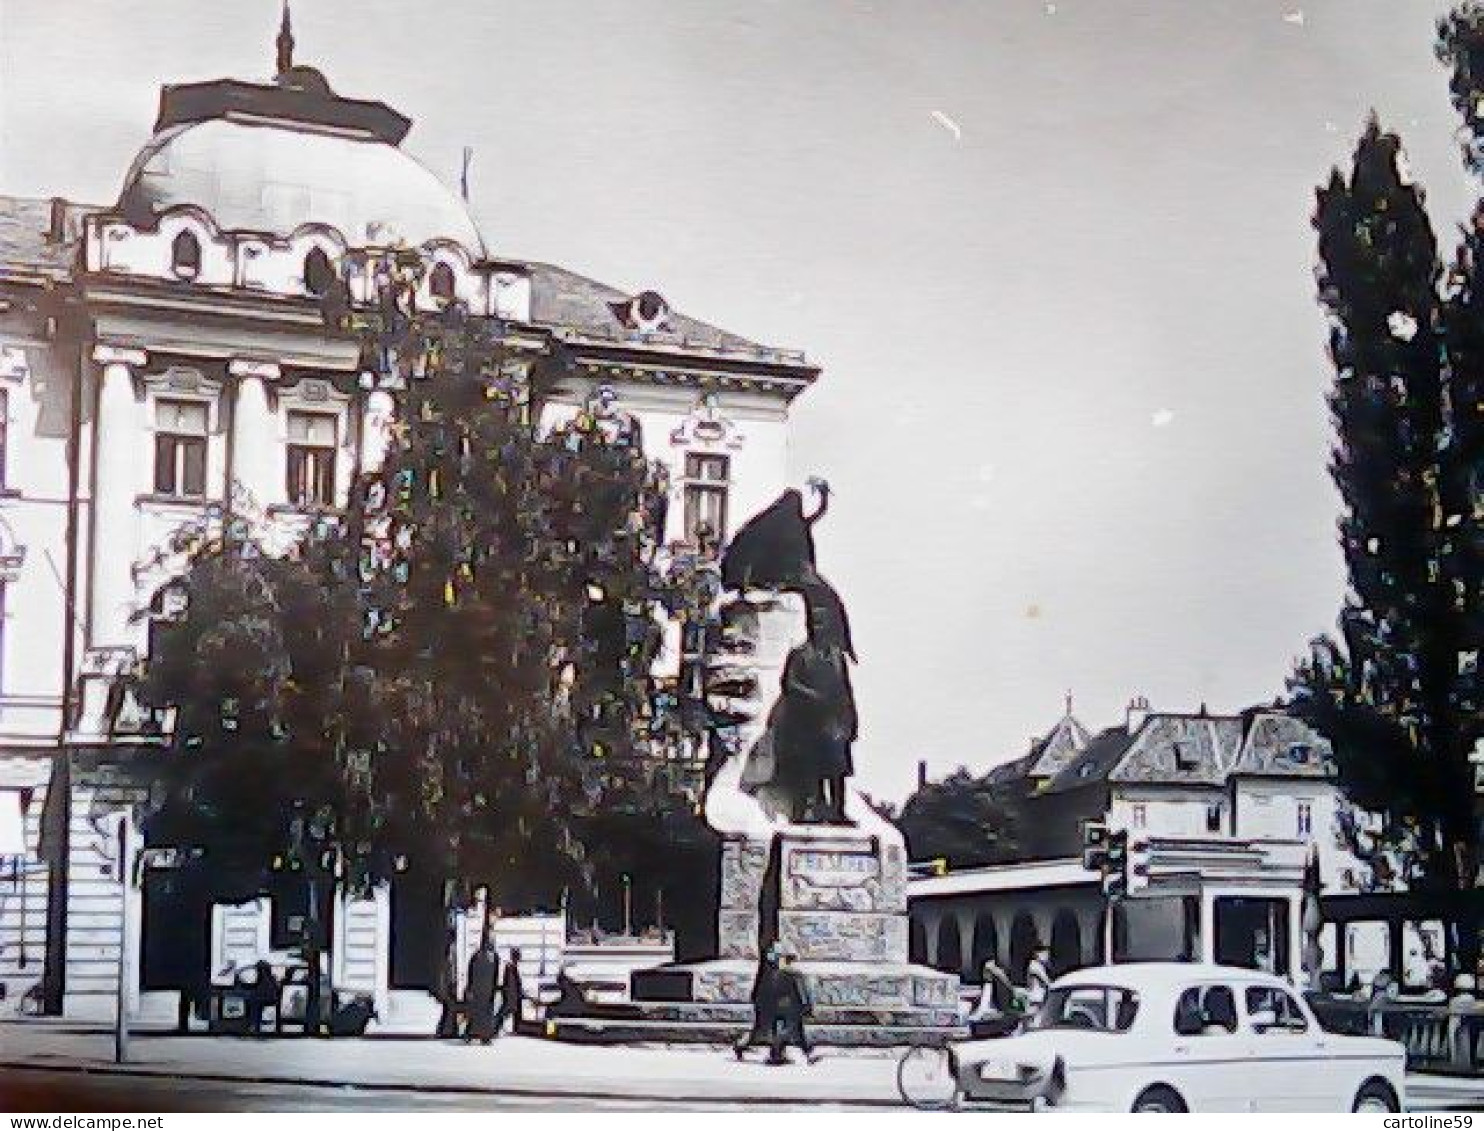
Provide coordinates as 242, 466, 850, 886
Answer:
0, 41, 817, 1019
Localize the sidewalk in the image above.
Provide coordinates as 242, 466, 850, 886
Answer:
0, 1024, 902, 1107
3, 1023, 1483, 1108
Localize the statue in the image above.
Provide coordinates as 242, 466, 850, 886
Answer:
717, 479, 857, 825
619, 478, 962, 1043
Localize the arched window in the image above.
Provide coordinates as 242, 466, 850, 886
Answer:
170, 231, 201, 279
970, 913, 999, 981
428, 262, 456, 302
303, 246, 336, 297
909, 917, 928, 964
1009, 912, 1040, 983
936, 918, 964, 977
1051, 909, 1084, 977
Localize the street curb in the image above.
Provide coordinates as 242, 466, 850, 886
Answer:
0, 1059, 900, 1109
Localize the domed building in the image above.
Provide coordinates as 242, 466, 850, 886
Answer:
0, 11, 817, 1023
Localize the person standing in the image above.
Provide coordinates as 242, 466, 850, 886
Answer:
770, 949, 818, 1064
734, 946, 781, 1061
464, 935, 499, 1044
493, 947, 524, 1036
1026, 944, 1052, 1011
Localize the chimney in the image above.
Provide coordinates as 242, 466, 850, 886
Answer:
917, 760, 929, 790
1125, 695, 1151, 733
47, 197, 67, 243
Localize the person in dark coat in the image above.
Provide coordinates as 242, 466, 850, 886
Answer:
734, 946, 782, 1061
492, 947, 524, 1035
435, 931, 463, 1039
769, 950, 817, 1064
464, 937, 499, 1043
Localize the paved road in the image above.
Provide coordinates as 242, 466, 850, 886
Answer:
2, 1067, 1480, 1112
0, 1068, 898, 1112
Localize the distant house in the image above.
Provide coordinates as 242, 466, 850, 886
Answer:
905, 698, 1390, 988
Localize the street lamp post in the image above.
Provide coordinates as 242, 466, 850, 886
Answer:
622, 873, 632, 938
114, 811, 135, 1065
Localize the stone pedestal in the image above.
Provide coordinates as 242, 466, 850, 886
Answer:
624, 820, 961, 1043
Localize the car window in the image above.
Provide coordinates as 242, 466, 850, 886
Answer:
1173, 985, 1238, 1036
1245, 985, 1308, 1033
1028, 985, 1140, 1033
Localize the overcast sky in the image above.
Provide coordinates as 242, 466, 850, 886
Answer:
2, 0, 1477, 801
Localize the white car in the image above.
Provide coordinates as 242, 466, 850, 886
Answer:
899, 962, 1406, 1112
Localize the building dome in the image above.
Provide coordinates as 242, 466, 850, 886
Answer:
117, 113, 486, 256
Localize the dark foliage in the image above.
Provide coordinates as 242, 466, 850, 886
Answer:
895, 768, 1019, 868
1290, 26, 1484, 933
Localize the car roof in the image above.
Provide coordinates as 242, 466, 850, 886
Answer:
1053, 963, 1290, 992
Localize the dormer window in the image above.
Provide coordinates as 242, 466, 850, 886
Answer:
1288, 743, 1313, 765
429, 262, 456, 303
303, 247, 336, 297
608, 289, 672, 334
170, 231, 201, 280
1173, 742, 1197, 771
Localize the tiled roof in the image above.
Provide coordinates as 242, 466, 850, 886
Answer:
1231, 710, 1333, 779
523, 260, 782, 357
1042, 727, 1138, 795
1109, 714, 1243, 788
1027, 713, 1091, 779
984, 752, 1036, 786
0, 194, 797, 363
0, 195, 95, 282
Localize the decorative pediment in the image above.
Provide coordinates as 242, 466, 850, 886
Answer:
670, 392, 745, 450
144, 364, 223, 399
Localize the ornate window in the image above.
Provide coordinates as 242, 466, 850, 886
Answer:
1297, 801, 1313, 838
170, 231, 201, 280
1131, 803, 1148, 829
286, 410, 338, 507
153, 399, 209, 498
682, 453, 729, 546
303, 247, 335, 297
429, 262, 456, 303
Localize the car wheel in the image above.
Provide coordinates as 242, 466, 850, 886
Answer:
1352, 1080, 1399, 1114
1132, 1086, 1187, 1113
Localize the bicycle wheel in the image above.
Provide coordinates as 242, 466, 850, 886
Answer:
897, 1044, 960, 1111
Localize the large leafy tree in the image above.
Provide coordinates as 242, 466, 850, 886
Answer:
341, 287, 675, 909
895, 768, 1020, 869
139, 518, 360, 892
1290, 14, 1484, 964
141, 254, 716, 973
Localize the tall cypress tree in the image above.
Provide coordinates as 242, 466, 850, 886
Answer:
1291, 120, 1481, 937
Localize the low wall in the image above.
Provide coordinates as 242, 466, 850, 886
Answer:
1309, 995, 1484, 1076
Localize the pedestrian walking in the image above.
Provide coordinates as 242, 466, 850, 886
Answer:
435, 931, 463, 1039
769, 948, 818, 1064
464, 935, 499, 1043
493, 946, 524, 1035
734, 945, 782, 1061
